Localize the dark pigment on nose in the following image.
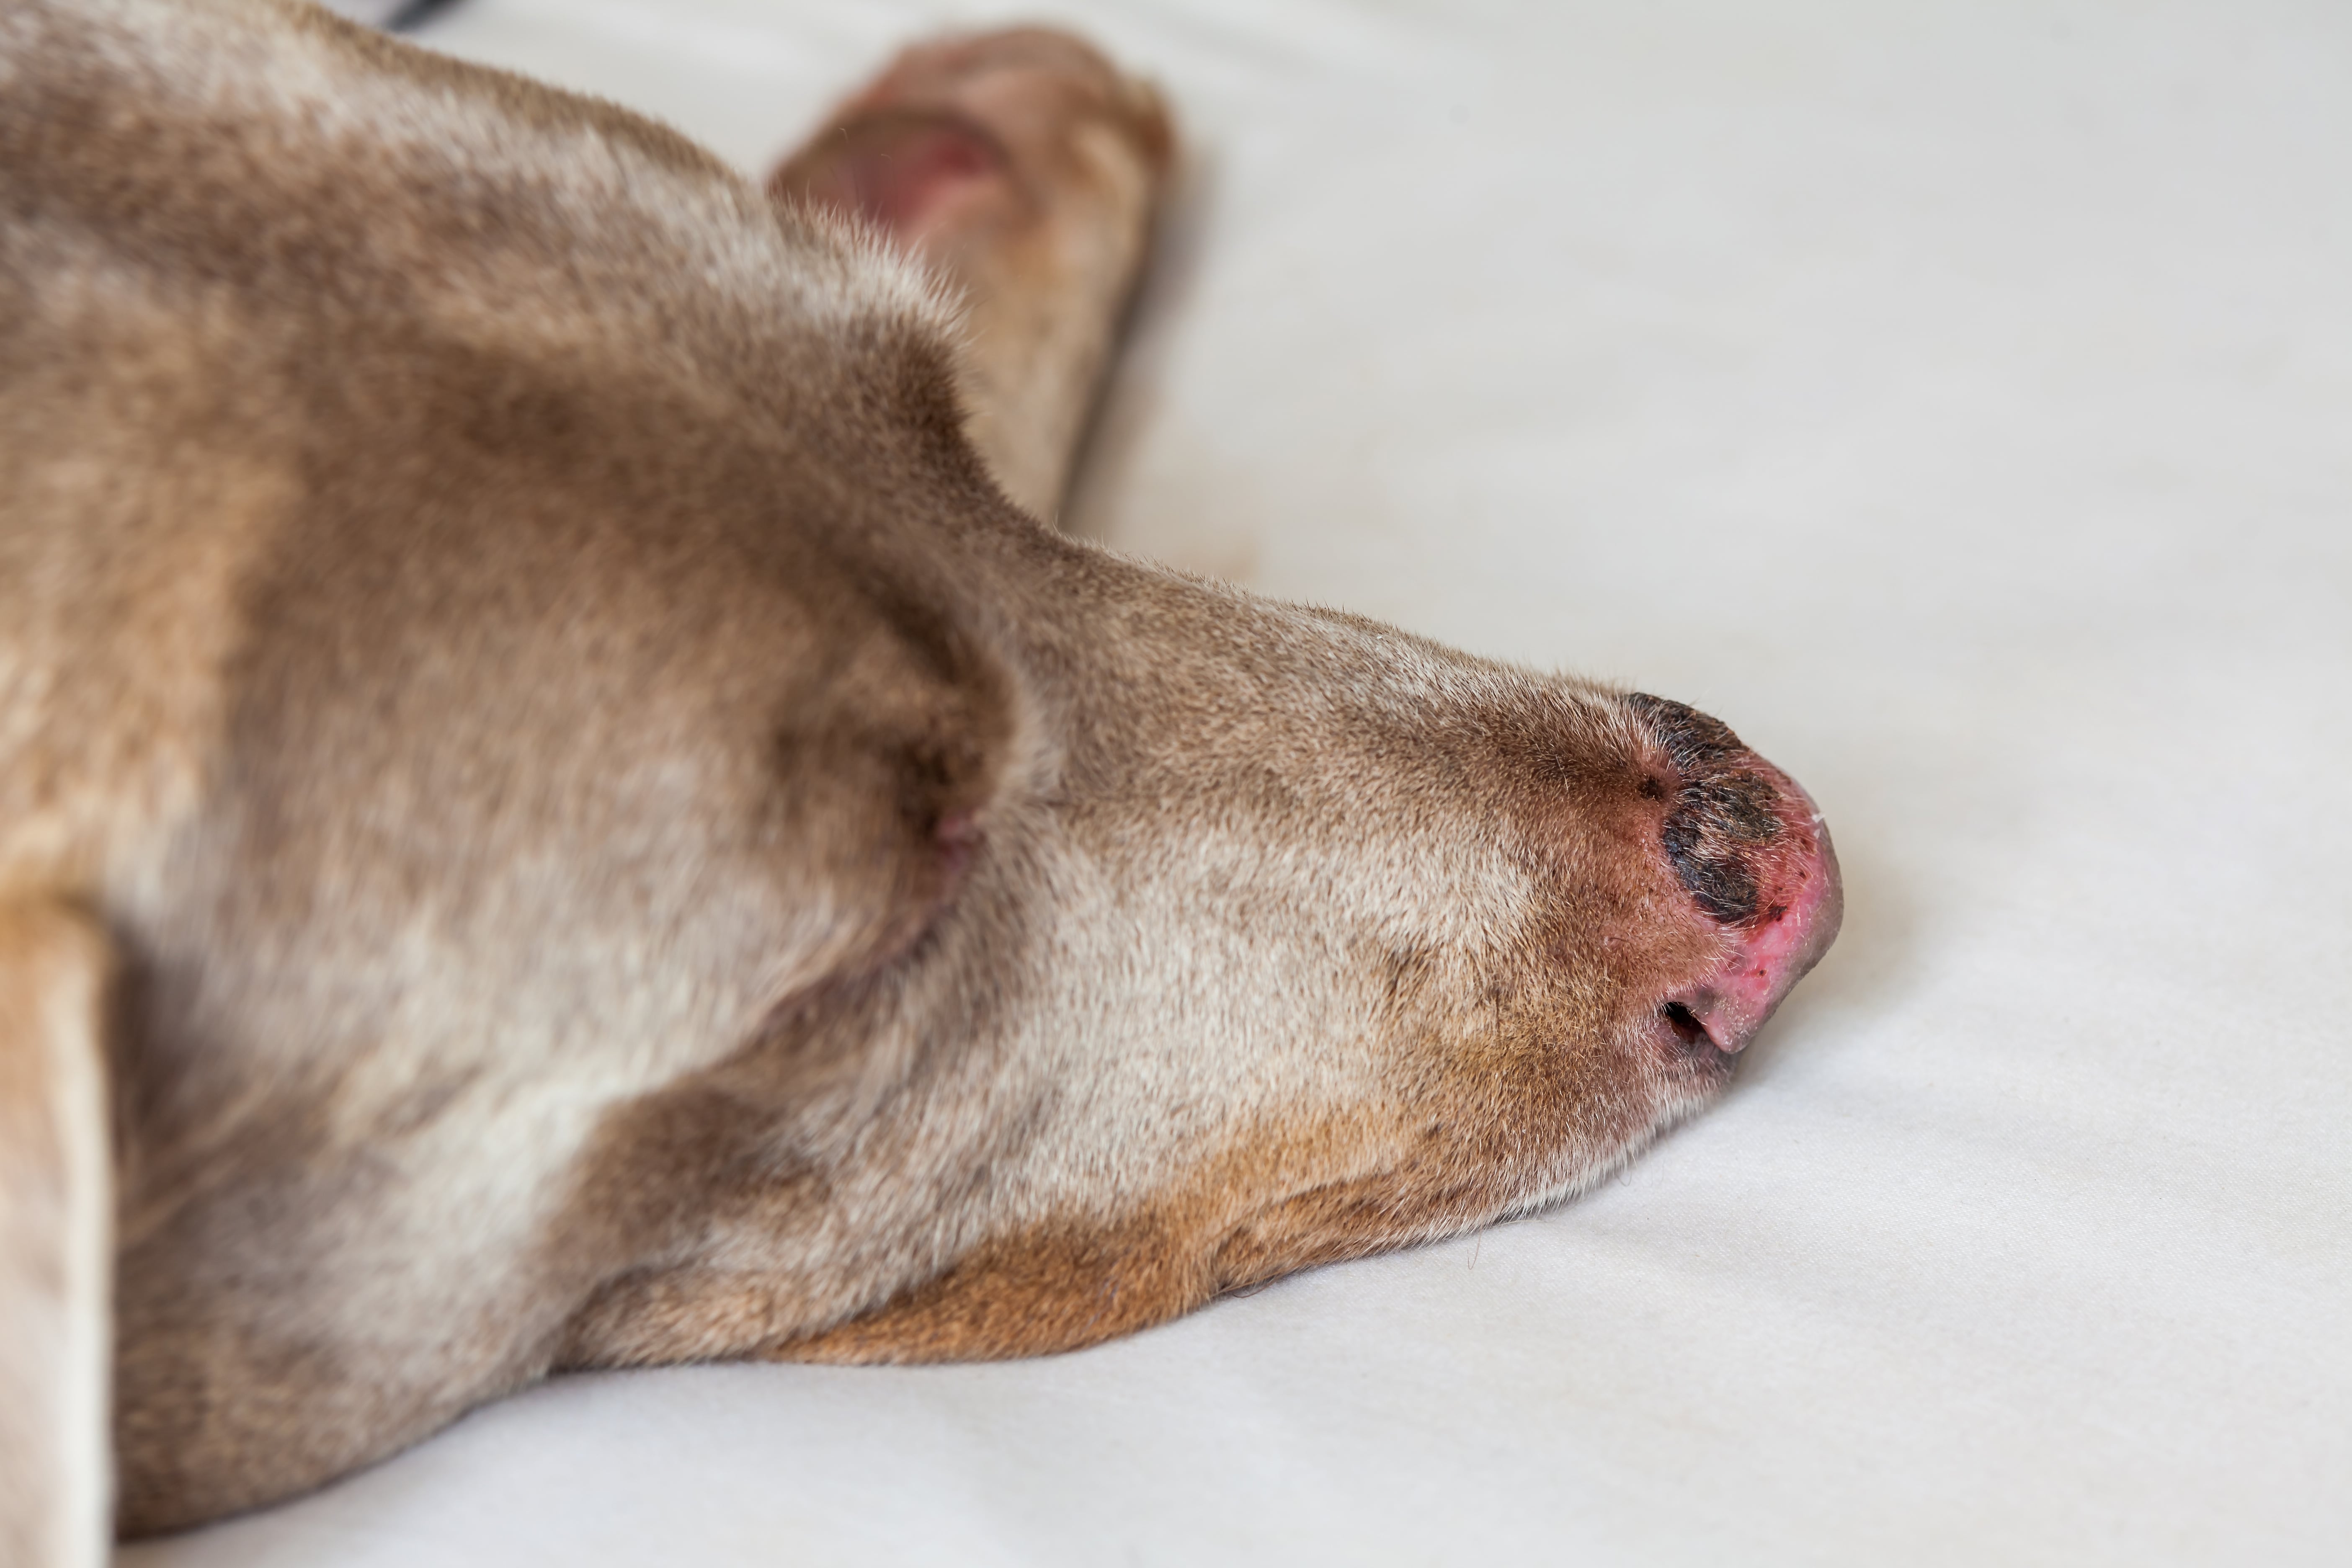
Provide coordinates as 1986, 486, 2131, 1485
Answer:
1625, 693, 1788, 926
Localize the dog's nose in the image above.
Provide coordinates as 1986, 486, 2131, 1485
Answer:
1629, 694, 1843, 1055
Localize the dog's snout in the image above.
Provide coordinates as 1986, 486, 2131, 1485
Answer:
1627, 692, 1843, 1054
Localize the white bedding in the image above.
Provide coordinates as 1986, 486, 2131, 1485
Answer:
123, 1, 2351, 1562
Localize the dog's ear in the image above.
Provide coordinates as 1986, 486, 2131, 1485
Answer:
0, 903, 113, 1568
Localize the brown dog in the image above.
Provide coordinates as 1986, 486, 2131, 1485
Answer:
0, 1, 1840, 1559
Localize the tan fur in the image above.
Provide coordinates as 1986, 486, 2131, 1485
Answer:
0, 0, 1839, 1549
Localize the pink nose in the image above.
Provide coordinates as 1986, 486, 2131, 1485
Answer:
1631, 694, 1844, 1055
1661, 802, 1840, 1053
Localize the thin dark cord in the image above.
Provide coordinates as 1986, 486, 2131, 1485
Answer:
384, 0, 463, 33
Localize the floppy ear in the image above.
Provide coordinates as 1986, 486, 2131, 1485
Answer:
0, 903, 113, 1568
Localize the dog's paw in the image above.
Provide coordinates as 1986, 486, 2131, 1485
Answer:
768, 29, 1174, 517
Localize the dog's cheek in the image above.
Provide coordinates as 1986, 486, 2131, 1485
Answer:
763, 943, 1676, 1365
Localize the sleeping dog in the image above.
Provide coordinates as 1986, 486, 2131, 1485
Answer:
0, 1, 1841, 1558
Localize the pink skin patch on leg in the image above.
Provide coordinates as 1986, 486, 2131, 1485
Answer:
791, 112, 1011, 246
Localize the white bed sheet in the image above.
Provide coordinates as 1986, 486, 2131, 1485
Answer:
122, 1, 2352, 1562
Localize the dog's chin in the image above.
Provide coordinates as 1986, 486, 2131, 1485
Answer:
1494, 1064, 1730, 1227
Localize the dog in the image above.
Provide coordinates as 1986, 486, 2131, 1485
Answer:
0, 1, 1841, 1559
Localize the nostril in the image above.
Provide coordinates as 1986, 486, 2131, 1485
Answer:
1660, 1000, 1709, 1047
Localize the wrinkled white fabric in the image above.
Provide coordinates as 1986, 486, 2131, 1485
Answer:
122, 1, 2351, 1563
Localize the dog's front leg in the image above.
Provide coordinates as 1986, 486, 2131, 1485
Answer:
0, 904, 114, 1568
770, 30, 1173, 521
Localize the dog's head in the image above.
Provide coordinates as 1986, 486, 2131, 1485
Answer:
514, 379, 1841, 1365
653, 517, 1842, 1362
